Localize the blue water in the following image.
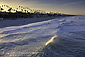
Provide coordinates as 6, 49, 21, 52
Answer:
0, 16, 85, 57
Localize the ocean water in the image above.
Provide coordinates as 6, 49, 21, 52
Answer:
0, 16, 85, 57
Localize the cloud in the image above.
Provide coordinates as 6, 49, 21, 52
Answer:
61, 1, 83, 6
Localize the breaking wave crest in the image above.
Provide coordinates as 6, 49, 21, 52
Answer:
31, 16, 85, 57
0, 16, 85, 57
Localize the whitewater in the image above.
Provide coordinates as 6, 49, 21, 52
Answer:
0, 16, 85, 57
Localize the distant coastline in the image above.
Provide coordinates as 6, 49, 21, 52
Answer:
0, 5, 75, 19
0, 5, 75, 28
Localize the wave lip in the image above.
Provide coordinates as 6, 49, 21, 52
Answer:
45, 35, 58, 45
34, 16, 85, 57
0, 16, 85, 57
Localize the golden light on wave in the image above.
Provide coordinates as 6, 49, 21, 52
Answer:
0, 33, 31, 43
45, 35, 57, 45
0, 35, 6, 38
0, 36, 3, 37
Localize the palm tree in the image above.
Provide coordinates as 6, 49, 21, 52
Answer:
6, 5, 9, 8
0, 6, 4, 12
24, 10, 26, 13
2, 5, 3, 7
8, 8, 12, 12
27, 10, 29, 13
1, 8, 4, 10
21, 9, 23, 12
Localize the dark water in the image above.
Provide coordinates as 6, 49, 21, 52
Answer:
33, 16, 85, 57
0, 16, 85, 57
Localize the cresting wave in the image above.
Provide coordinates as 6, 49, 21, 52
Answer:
31, 16, 85, 57
45, 35, 58, 46
0, 16, 85, 57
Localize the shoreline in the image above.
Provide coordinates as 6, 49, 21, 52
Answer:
0, 17, 56, 28
0, 16, 69, 28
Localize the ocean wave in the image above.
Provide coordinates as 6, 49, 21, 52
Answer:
0, 16, 85, 57
32, 16, 85, 57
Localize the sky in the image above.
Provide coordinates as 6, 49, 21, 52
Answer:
0, 0, 85, 15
